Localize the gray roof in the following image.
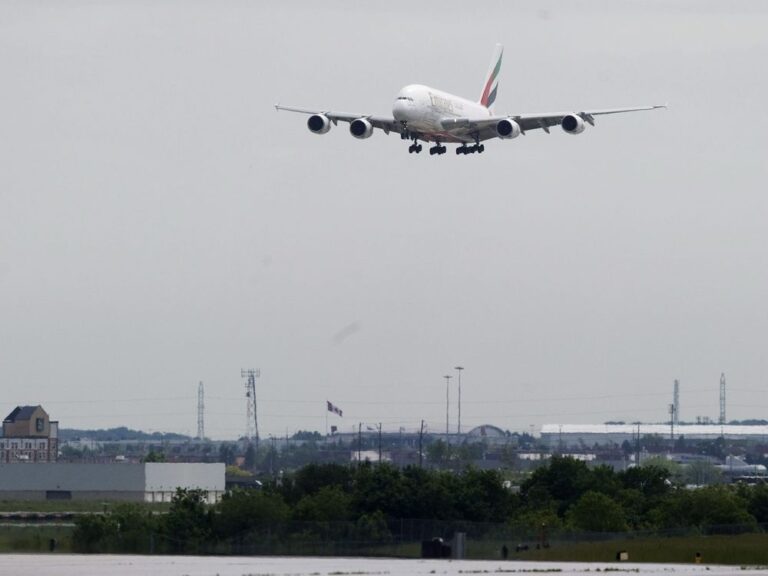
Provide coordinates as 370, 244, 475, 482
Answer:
3, 405, 41, 423
541, 423, 768, 437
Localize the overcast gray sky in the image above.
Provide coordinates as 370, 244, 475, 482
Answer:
2, 1, 767, 439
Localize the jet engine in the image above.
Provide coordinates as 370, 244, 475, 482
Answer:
561, 114, 586, 135
349, 118, 374, 139
307, 114, 331, 134
496, 118, 521, 139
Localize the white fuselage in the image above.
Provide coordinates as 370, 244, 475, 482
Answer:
392, 84, 491, 143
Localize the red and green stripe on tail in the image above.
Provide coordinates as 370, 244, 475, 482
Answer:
480, 44, 503, 109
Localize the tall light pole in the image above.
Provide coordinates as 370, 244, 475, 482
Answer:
454, 366, 464, 435
444, 375, 452, 436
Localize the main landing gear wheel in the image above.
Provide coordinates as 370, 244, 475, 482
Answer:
429, 144, 447, 155
456, 143, 485, 155
408, 143, 423, 154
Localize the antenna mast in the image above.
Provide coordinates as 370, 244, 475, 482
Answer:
197, 381, 205, 440
673, 379, 680, 426
719, 372, 726, 425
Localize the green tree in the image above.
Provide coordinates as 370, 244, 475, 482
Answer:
355, 510, 392, 542
292, 430, 322, 441
400, 465, 459, 520
281, 462, 354, 505
455, 468, 515, 522
566, 491, 627, 532
243, 443, 256, 470
72, 514, 114, 553
683, 461, 722, 486
111, 503, 159, 552
293, 485, 352, 522
218, 443, 237, 465
618, 465, 672, 498
425, 440, 453, 468
640, 457, 683, 483
143, 450, 166, 463
748, 483, 768, 523
521, 456, 596, 516
216, 488, 289, 540
508, 504, 562, 537
163, 488, 213, 552
352, 462, 406, 518
656, 485, 755, 530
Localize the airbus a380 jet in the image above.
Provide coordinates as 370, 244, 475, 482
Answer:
276, 44, 665, 156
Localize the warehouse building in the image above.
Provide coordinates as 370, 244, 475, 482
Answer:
0, 463, 225, 503
540, 423, 768, 448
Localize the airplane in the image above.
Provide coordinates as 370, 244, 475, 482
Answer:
275, 44, 665, 156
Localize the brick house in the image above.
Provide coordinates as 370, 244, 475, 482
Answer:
1, 405, 59, 462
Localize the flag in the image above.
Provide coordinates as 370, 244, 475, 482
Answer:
327, 401, 343, 417
330, 425, 338, 434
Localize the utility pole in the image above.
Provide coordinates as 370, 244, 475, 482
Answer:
197, 381, 205, 440
444, 375, 452, 436
669, 403, 675, 442
419, 420, 425, 468
241, 369, 261, 452
454, 366, 464, 435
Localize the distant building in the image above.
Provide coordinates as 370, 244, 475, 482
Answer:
540, 423, 768, 448
465, 424, 509, 445
1, 405, 59, 463
0, 463, 225, 503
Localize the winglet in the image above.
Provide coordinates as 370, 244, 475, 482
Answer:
479, 44, 503, 109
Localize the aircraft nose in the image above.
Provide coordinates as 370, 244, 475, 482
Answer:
392, 99, 405, 118
392, 98, 410, 120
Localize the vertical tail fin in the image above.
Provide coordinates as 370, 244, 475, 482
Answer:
479, 44, 503, 109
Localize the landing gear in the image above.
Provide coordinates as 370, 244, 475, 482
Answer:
429, 144, 447, 155
400, 122, 410, 140
456, 141, 485, 155
408, 142, 423, 154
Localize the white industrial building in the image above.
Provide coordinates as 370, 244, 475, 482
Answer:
540, 424, 768, 448
0, 463, 225, 503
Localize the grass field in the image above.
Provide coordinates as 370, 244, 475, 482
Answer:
0, 500, 170, 513
0, 525, 73, 553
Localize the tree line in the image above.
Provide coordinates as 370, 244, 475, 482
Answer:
73, 457, 768, 554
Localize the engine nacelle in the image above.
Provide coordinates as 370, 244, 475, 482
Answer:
349, 118, 374, 139
561, 114, 586, 135
496, 118, 521, 139
307, 114, 331, 134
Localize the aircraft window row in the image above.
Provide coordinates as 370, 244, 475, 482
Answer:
397, 96, 414, 101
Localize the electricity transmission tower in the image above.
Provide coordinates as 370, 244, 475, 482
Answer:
242, 369, 261, 451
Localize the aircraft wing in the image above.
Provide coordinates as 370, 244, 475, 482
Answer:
513, 105, 667, 132
275, 105, 404, 135
441, 104, 666, 140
